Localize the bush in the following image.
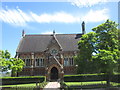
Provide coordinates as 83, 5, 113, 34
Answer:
1, 76, 46, 85
110, 74, 120, 83
64, 74, 120, 83
64, 74, 106, 82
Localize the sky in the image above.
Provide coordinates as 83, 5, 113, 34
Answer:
0, 0, 119, 57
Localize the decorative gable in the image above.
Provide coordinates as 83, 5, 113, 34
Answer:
47, 31, 62, 55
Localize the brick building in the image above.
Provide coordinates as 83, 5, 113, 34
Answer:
16, 22, 85, 81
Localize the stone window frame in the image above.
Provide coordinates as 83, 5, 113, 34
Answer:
64, 56, 74, 66
69, 56, 74, 66
64, 57, 69, 66
35, 56, 44, 67
21, 55, 31, 67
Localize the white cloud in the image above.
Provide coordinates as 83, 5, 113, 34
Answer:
41, 31, 53, 34
82, 8, 109, 22
0, 8, 80, 26
0, 7, 109, 27
70, 0, 108, 7
30, 12, 80, 23
41, 31, 61, 34
0, 8, 32, 26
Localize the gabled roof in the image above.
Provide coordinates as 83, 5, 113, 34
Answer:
47, 33, 63, 50
16, 34, 82, 53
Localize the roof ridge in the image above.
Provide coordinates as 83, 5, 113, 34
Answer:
25, 33, 82, 36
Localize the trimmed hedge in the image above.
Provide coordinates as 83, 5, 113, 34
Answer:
110, 74, 120, 83
1, 76, 46, 85
64, 75, 105, 82
64, 74, 120, 83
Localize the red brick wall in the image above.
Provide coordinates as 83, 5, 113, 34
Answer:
18, 68, 32, 76
64, 66, 76, 74
18, 67, 45, 76
33, 67, 45, 76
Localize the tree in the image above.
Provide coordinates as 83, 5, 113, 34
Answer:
92, 20, 119, 73
75, 32, 97, 73
0, 50, 11, 72
75, 20, 119, 85
10, 58, 25, 76
92, 20, 119, 86
0, 50, 25, 76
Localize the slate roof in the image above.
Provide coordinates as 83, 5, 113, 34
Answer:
16, 34, 82, 53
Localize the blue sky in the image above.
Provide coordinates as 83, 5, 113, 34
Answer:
0, 0, 119, 57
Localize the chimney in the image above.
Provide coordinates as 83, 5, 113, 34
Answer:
22, 30, 25, 37
82, 21, 85, 34
53, 30, 55, 37
53, 30, 55, 34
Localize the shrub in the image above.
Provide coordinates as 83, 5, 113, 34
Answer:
64, 74, 106, 82
110, 74, 120, 83
1, 76, 46, 85
64, 74, 120, 83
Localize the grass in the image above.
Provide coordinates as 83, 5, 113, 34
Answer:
64, 81, 120, 87
110, 82, 120, 86
0, 82, 48, 88
64, 73, 104, 77
64, 73, 120, 77
65, 81, 106, 86
0, 83, 37, 87
0, 76, 45, 79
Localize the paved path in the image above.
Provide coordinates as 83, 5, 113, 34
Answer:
43, 82, 60, 90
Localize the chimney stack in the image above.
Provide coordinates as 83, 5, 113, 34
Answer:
22, 30, 25, 37
53, 30, 55, 34
53, 30, 55, 36
82, 21, 85, 34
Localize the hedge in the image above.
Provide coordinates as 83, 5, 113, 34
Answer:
64, 75, 105, 82
1, 76, 46, 85
110, 74, 120, 83
64, 74, 120, 83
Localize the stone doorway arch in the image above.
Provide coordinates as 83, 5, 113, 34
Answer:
46, 64, 62, 81
50, 67, 58, 80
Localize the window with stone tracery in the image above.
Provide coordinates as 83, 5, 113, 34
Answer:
64, 56, 74, 66
20, 55, 31, 67
64, 58, 69, 66
35, 57, 44, 67
69, 58, 74, 66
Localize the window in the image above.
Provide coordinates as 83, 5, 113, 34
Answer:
64, 58, 69, 66
64, 57, 74, 66
69, 58, 74, 66
50, 49, 58, 55
22, 58, 31, 67
26, 59, 31, 66
21, 56, 31, 67
35, 58, 44, 67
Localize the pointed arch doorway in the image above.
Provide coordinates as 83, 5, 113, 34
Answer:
50, 67, 58, 81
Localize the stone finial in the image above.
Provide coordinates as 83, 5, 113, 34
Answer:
22, 30, 25, 37
82, 21, 85, 34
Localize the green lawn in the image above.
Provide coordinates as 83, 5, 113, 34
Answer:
0, 82, 48, 88
65, 81, 106, 86
64, 81, 120, 87
110, 82, 120, 86
0, 83, 37, 87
